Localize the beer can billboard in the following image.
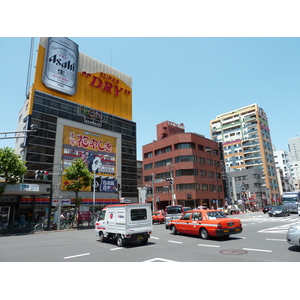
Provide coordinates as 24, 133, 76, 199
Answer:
42, 37, 79, 95
32, 37, 132, 120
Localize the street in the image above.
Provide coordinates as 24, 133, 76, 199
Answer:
1, 212, 300, 262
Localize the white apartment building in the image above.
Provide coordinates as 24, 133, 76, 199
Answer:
210, 103, 279, 203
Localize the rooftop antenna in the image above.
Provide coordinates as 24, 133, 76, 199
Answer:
25, 37, 35, 99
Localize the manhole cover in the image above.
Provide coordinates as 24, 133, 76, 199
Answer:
220, 249, 248, 255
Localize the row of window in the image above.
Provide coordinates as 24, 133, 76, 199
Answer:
155, 183, 223, 192
144, 156, 220, 170
144, 169, 221, 182
144, 143, 219, 158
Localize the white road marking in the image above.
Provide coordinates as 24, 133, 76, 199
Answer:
64, 253, 91, 259
168, 240, 183, 244
197, 244, 220, 248
110, 247, 124, 251
243, 248, 272, 253
266, 238, 286, 241
144, 257, 177, 262
150, 236, 160, 240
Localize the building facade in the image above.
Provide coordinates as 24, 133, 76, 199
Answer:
210, 103, 279, 204
226, 168, 266, 209
6, 37, 137, 223
142, 121, 225, 211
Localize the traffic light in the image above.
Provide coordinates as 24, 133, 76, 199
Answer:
166, 178, 173, 184
43, 171, 49, 180
35, 170, 49, 180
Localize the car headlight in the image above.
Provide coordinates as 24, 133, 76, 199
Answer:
288, 227, 298, 233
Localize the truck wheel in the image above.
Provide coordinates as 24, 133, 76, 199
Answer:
171, 225, 177, 235
99, 231, 106, 243
141, 238, 148, 245
116, 235, 124, 247
200, 228, 209, 239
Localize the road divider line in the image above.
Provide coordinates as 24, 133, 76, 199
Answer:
64, 253, 90, 259
197, 244, 220, 248
242, 248, 272, 253
150, 236, 160, 240
168, 240, 183, 244
266, 238, 286, 241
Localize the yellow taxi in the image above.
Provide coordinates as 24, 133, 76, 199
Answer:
168, 209, 242, 239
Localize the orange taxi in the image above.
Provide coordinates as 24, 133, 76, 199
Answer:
152, 211, 166, 224
168, 209, 242, 239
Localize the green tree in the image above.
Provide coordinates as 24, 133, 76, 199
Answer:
64, 158, 93, 226
0, 147, 27, 198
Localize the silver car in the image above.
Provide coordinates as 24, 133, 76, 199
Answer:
287, 223, 300, 246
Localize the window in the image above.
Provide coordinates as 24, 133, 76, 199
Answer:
131, 209, 147, 221
192, 212, 202, 220
176, 169, 198, 176
199, 157, 206, 164
200, 170, 207, 177
175, 143, 195, 150
182, 212, 192, 220
201, 184, 208, 191
155, 158, 172, 168
176, 183, 200, 191
98, 210, 106, 221
175, 155, 197, 163
144, 163, 153, 170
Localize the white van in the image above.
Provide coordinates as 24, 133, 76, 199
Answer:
95, 203, 153, 247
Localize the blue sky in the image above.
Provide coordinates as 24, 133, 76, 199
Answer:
0, 37, 299, 160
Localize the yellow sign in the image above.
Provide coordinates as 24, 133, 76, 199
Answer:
61, 125, 117, 191
32, 38, 132, 120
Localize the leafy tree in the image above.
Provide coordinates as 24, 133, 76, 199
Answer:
64, 158, 93, 226
0, 147, 27, 198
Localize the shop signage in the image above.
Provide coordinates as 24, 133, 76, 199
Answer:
77, 105, 108, 128
20, 184, 39, 191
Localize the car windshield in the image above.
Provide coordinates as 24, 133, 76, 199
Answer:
273, 206, 283, 210
166, 206, 182, 214
206, 211, 226, 219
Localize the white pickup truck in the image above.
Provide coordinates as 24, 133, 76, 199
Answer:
95, 203, 153, 247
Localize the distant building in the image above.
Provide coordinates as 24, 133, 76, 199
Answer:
226, 168, 267, 208
210, 103, 279, 204
142, 121, 225, 210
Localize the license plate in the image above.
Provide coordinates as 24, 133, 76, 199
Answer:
228, 222, 234, 227
138, 235, 143, 240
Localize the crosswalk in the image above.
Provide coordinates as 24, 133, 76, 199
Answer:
241, 214, 300, 234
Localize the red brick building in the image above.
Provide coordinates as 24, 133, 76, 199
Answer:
142, 121, 225, 211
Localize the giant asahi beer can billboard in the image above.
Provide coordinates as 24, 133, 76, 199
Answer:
42, 37, 79, 95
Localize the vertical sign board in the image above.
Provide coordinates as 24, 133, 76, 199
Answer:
42, 37, 79, 95
61, 125, 117, 192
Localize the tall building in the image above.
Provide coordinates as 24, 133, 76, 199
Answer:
210, 103, 279, 203
142, 121, 225, 210
9, 37, 137, 222
288, 137, 300, 161
273, 149, 293, 193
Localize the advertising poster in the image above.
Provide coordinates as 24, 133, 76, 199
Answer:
61, 125, 117, 192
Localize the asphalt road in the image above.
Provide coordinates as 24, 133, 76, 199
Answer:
1, 212, 300, 262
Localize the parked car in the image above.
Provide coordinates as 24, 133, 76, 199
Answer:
152, 211, 165, 224
262, 205, 274, 214
287, 223, 300, 246
168, 209, 243, 239
268, 205, 290, 217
